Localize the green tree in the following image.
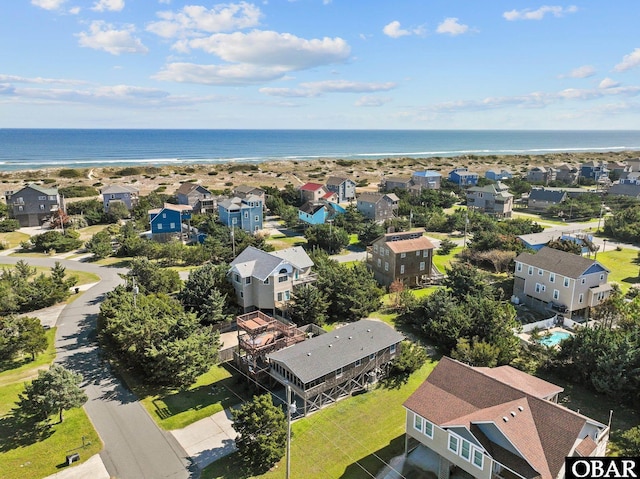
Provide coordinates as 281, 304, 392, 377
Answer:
17, 316, 48, 360
436, 238, 457, 255
304, 223, 349, 254
619, 426, 640, 456
178, 263, 235, 325
17, 364, 87, 423
388, 341, 428, 376
231, 394, 287, 475
451, 337, 500, 367
86, 230, 114, 259
288, 284, 328, 326
126, 257, 181, 294
105, 200, 131, 221
358, 221, 385, 246
443, 262, 494, 299
31, 230, 83, 253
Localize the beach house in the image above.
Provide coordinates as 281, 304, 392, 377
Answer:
5, 184, 66, 227
466, 182, 514, 218
175, 183, 217, 214
148, 203, 193, 242
448, 168, 479, 186
217, 195, 263, 233
325, 176, 356, 203
404, 357, 609, 479
100, 185, 139, 213
356, 192, 399, 222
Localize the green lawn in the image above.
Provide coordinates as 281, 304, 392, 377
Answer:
75, 224, 109, 241
0, 265, 100, 287
0, 231, 30, 249
136, 364, 249, 430
432, 245, 462, 273
266, 233, 307, 250
94, 256, 132, 268
201, 359, 439, 479
595, 248, 640, 293
0, 329, 102, 479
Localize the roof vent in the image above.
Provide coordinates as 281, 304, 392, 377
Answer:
329, 344, 333, 347
518, 406, 524, 411
510, 411, 516, 417
502, 417, 509, 422
367, 329, 371, 332
335, 335, 339, 339
349, 336, 352, 340
307, 352, 311, 356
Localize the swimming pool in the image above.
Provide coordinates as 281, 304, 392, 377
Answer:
539, 330, 571, 347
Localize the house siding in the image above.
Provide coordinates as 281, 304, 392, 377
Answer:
5, 185, 65, 227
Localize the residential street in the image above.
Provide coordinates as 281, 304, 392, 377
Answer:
0, 256, 194, 479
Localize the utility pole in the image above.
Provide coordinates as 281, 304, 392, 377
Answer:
285, 383, 295, 479
597, 203, 604, 232
463, 211, 469, 248
231, 224, 236, 257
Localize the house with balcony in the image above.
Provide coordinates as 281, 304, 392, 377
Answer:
100, 185, 139, 213
233, 185, 266, 205
325, 176, 356, 203
526, 166, 556, 185
228, 245, 315, 315
298, 200, 345, 225
217, 195, 263, 233
368, 230, 436, 287
449, 168, 479, 187
176, 183, 217, 214
466, 182, 514, 218
412, 170, 442, 190
380, 176, 413, 192
5, 184, 65, 227
404, 357, 609, 479
356, 192, 399, 222
148, 203, 193, 242
267, 319, 404, 416
513, 246, 611, 319
580, 160, 609, 184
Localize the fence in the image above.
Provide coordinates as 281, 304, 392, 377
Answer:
521, 315, 559, 333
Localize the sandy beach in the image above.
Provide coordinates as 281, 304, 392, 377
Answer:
2, 150, 639, 197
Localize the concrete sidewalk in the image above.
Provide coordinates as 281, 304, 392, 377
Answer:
42, 453, 110, 479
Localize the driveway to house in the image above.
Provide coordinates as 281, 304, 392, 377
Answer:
0, 256, 194, 479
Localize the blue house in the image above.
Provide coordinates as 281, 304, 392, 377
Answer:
298, 201, 346, 225
148, 203, 193, 241
580, 161, 609, 183
448, 168, 479, 186
217, 195, 263, 233
485, 169, 513, 181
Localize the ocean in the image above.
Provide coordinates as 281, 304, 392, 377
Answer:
0, 129, 639, 172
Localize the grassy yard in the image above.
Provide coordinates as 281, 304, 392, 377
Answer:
94, 256, 132, 268
0, 265, 100, 287
135, 364, 250, 431
432, 245, 462, 273
595, 248, 640, 293
0, 231, 30, 249
75, 224, 109, 241
0, 329, 102, 479
201, 359, 439, 479
266, 233, 307, 250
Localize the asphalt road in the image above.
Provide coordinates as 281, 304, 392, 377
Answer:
0, 257, 194, 479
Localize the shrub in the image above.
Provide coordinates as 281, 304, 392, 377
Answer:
116, 167, 143, 176
58, 169, 85, 178
0, 218, 20, 232
59, 185, 99, 198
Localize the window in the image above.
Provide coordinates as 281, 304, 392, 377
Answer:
400, 252, 406, 258
424, 420, 433, 438
162, 213, 166, 218
369, 353, 375, 361
549, 272, 555, 283
377, 258, 381, 267
17, 205, 23, 211
516, 262, 522, 272
581, 278, 586, 284
578, 293, 584, 303
528, 266, 533, 275
600, 273, 604, 281
170, 222, 175, 229
38, 195, 46, 200
386, 249, 390, 256
400, 265, 405, 274
419, 262, 425, 271
157, 223, 163, 230
232, 217, 237, 224
244, 211, 249, 218
538, 268, 543, 276
336, 367, 343, 378
279, 275, 288, 283
564, 277, 570, 287
416, 251, 420, 256
374, 245, 379, 253
423, 250, 428, 257
390, 343, 396, 354
245, 277, 251, 284
473, 450, 484, 468
355, 358, 362, 367
553, 289, 559, 300
39, 204, 45, 210
384, 262, 389, 271
284, 290, 290, 301
461, 440, 471, 461
48, 195, 56, 201
448, 434, 459, 453
255, 215, 259, 221
234, 274, 240, 283
414, 415, 423, 432
264, 278, 269, 285
277, 292, 283, 301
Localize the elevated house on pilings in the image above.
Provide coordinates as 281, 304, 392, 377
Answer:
266, 319, 404, 417
235, 311, 306, 383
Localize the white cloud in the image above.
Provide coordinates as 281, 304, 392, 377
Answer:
383, 21, 410, 38
382, 20, 424, 38
69, 6, 80, 14
187, 31, 350, 70
614, 48, 640, 72
146, 2, 262, 39
355, 96, 391, 107
31, 0, 66, 10
599, 78, 620, 89
260, 80, 396, 98
77, 21, 149, 55
0, 74, 90, 86
560, 65, 596, 79
436, 18, 468, 36
503, 5, 578, 21
92, 0, 125, 12
154, 62, 289, 85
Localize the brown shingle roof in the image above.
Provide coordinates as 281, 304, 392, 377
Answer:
404, 357, 597, 479
514, 246, 608, 279
574, 435, 597, 457
385, 236, 434, 254
475, 365, 563, 399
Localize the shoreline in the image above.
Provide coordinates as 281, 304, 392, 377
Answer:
1, 150, 638, 197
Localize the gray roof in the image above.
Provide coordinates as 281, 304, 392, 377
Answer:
517, 231, 562, 246
234, 185, 265, 194
326, 176, 352, 186
230, 245, 313, 281
16, 184, 59, 196
608, 183, 640, 198
299, 201, 324, 215
527, 188, 567, 203
101, 185, 139, 194
267, 320, 404, 384
176, 183, 211, 195
515, 246, 608, 279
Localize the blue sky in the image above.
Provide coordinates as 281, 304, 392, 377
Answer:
2, 1, 640, 129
